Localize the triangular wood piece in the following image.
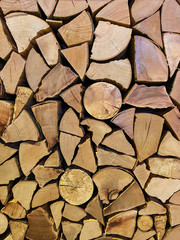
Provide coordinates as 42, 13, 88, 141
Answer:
133, 229, 156, 240
46, 19, 63, 30
158, 131, 180, 158
80, 219, 102, 240
134, 11, 162, 47
85, 195, 104, 225
124, 84, 174, 109
62, 42, 89, 80
163, 33, 180, 77
35, 63, 78, 102
104, 181, 145, 216
44, 150, 61, 167
50, 201, 64, 230
13, 86, 33, 120
54, 0, 88, 18
170, 71, 180, 106
91, 21, 132, 61
38, 0, 57, 17
2, 200, 26, 219
164, 107, 180, 140
87, 0, 111, 15
96, 0, 130, 26
60, 108, 84, 137
72, 138, 97, 173
101, 130, 135, 156
62, 221, 82, 240
169, 190, 180, 205
58, 11, 93, 47
163, 225, 180, 240
86, 59, 132, 90
93, 167, 133, 205
134, 113, 164, 162
0, 186, 10, 204
106, 210, 137, 238
145, 177, 180, 203
154, 215, 167, 240
0, 100, 13, 135
9, 220, 28, 240
161, 0, 180, 33
133, 163, 150, 188
19, 140, 50, 176
139, 201, 167, 215
133, 36, 168, 83
81, 118, 112, 146
60, 84, 83, 114
0, 141, 17, 165
32, 101, 62, 149
1, 110, 40, 143
111, 108, 135, 139
166, 204, 180, 227
63, 203, 87, 222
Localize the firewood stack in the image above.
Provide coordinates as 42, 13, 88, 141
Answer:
0, 0, 180, 239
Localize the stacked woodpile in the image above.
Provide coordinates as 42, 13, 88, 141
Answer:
0, 0, 180, 239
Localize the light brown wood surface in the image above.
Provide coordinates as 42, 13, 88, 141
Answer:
9, 220, 28, 240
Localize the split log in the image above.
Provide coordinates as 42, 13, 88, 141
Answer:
59, 168, 94, 205
0, 52, 25, 94
60, 84, 83, 114
148, 156, 180, 179
32, 183, 59, 208
46, 19, 63, 30
158, 131, 180, 158
36, 32, 61, 67
25, 48, 50, 92
134, 113, 164, 162
19, 140, 50, 176
132, 229, 156, 240
62, 221, 82, 240
81, 118, 111, 146
170, 71, 180, 106
58, 11, 93, 47
154, 215, 167, 240
137, 216, 153, 231
13, 86, 33, 120
63, 203, 87, 222
93, 167, 134, 205
139, 200, 167, 215
0, 157, 21, 184
50, 201, 64, 230
12, 181, 37, 210
1, 110, 40, 143
86, 59, 132, 90
26, 206, 58, 240
161, 0, 180, 33
0, 0, 39, 15
85, 195, 104, 225
131, 0, 164, 24
59, 108, 84, 137
2, 200, 26, 219
54, 0, 88, 19
96, 147, 137, 170
9, 220, 28, 240
59, 132, 81, 166
163, 33, 180, 77
0, 17, 15, 60
96, 0, 130, 26
124, 84, 174, 109
111, 108, 135, 139
164, 107, 180, 140
166, 204, 180, 226
44, 150, 61, 168
0, 140, 18, 166
32, 165, 63, 187
0, 212, 8, 234
0, 101, 13, 135
103, 181, 145, 216
83, 82, 122, 120
87, 0, 111, 15
133, 36, 168, 83
91, 21, 132, 61
145, 177, 180, 203
5, 12, 50, 55
133, 163, 150, 188
163, 225, 180, 240
32, 101, 62, 149
101, 130, 135, 155
37, 0, 57, 18
72, 138, 97, 173
133, 11, 163, 48
0, 185, 11, 205
79, 219, 102, 240
169, 191, 180, 205
35, 63, 78, 102
106, 210, 137, 238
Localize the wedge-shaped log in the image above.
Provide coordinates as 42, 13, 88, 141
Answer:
2, 200, 26, 219
38, 0, 57, 18
0, 101, 13, 135
50, 201, 64, 230
63, 203, 87, 222
87, 0, 111, 15
154, 215, 167, 240
44, 150, 61, 168
167, 204, 180, 227
169, 191, 180, 205
9, 220, 28, 240
0, 185, 11, 205
164, 107, 180, 140
133, 163, 150, 188
163, 225, 180, 240
79, 219, 102, 240
62, 221, 82, 240
133, 229, 156, 240
139, 200, 167, 215
93, 167, 133, 205
91, 21, 132, 61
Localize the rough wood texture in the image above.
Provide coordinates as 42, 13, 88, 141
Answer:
0, 212, 8, 234
170, 71, 180, 106
163, 225, 180, 240
87, 0, 111, 15
9, 220, 28, 240
137, 216, 153, 232
50, 201, 64, 230
0, 101, 13, 135
133, 163, 150, 188
2, 200, 26, 219
79, 219, 102, 240
44, 150, 61, 168
132, 229, 156, 240
46, 19, 63, 30
154, 215, 167, 240
62, 221, 82, 240
38, 0, 57, 18
91, 21, 132, 61
139, 200, 167, 215
63, 203, 86, 222
164, 107, 180, 140
167, 204, 180, 227
169, 190, 180, 205
0, 185, 11, 205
